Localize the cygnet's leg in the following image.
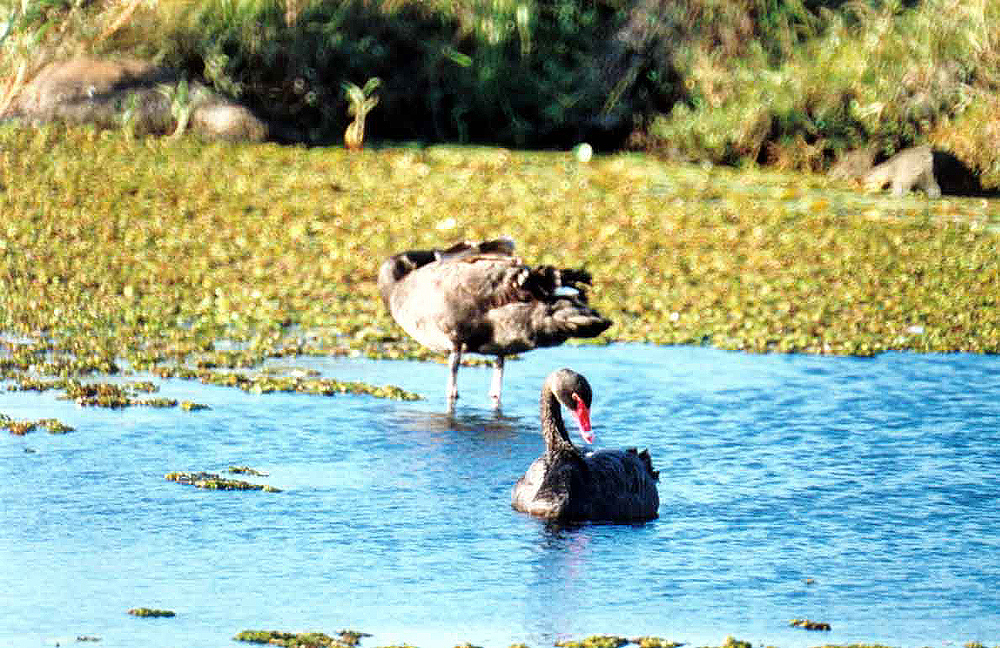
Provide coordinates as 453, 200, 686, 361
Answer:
447, 347, 461, 403
489, 355, 505, 408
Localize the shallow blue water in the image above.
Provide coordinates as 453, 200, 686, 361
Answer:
2, 344, 999, 648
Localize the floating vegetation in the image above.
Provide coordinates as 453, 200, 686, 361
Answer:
180, 401, 210, 411
556, 636, 629, 648
226, 632, 900, 648
790, 618, 832, 631
1, 413, 74, 435
147, 366, 419, 401
810, 645, 895, 648
5, 375, 202, 410
337, 631, 371, 647
127, 607, 175, 618
38, 418, 74, 433
262, 366, 322, 377
6, 377, 70, 393
63, 381, 140, 408
244, 375, 419, 400
629, 639, 684, 648
229, 465, 269, 477
557, 638, 685, 648
195, 350, 266, 370
193, 371, 421, 400
165, 471, 281, 492
153, 367, 203, 380
3, 417, 35, 435
140, 397, 178, 408
715, 638, 752, 648
234, 629, 371, 647
76, 635, 101, 642
58, 380, 172, 408
129, 381, 159, 393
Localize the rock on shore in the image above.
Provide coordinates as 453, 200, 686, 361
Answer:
4, 56, 268, 142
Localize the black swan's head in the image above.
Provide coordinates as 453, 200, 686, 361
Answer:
546, 368, 595, 445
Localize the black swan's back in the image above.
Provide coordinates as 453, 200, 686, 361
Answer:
570, 449, 659, 522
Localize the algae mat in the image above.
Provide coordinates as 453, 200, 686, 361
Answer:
1, 124, 998, 395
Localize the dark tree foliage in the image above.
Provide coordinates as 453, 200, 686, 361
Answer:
159, 0, 687, 148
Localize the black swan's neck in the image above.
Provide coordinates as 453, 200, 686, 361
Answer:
540, 389, 578, 456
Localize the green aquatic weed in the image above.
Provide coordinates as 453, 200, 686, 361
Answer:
556, 636, 628, 648
165, 471, 282, 493
234, 629, 371, 647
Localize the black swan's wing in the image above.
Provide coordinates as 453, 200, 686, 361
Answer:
577, 448, 660, 522
377, 238, 514, 307
445, 251, 611, 349
512, 451, 586, 519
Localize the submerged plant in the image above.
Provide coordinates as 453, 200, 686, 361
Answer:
790, 618, 831, 631
128, 607, 175, 618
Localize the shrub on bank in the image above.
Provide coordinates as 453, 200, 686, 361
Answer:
2, 0, 998, 182
123, 0, 648, 147
651, 0, 999, 183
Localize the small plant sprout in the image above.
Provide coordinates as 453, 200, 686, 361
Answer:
343, 77, 380, 151
158, 76, 193, 139
121, 91, 140, 140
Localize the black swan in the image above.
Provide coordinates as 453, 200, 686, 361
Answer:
377, 239, 611, 406
511, 368, 659, 522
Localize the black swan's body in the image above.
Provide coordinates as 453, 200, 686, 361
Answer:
512, 368, 659, 522
377, 239, 611, 406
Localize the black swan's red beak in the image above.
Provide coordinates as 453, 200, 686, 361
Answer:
571, 392, 594, 444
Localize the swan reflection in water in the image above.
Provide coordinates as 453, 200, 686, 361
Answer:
392, 407, 524, 438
